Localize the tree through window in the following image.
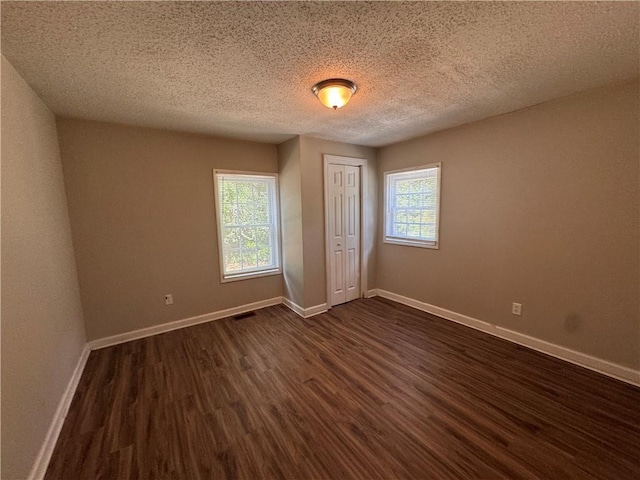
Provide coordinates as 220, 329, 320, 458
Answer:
384, 163, 441, 249
214, 171, 281, 281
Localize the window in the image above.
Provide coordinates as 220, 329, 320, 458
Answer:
214, 171, 281, 281
384, 163, 441, 249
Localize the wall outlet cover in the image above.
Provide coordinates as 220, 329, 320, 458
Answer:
512, 302, 522, 316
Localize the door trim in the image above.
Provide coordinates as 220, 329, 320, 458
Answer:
323, 154, 368, 308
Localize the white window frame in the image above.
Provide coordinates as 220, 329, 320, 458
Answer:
383, 162, 441, 249
213, 170, 282, 282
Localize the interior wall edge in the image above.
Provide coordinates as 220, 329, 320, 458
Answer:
282, 297, 328, 318
2, 55, 88, 479
374, 289, 640, 387
26, 345, 91, 480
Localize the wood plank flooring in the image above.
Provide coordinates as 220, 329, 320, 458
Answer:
46, 297, 640, 479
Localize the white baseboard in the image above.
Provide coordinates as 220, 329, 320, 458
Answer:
28, 345, 91, 480
376, 289, 640, 387
282, 297, 328, 318
366, 289, 379, 298
88, 297, 283, 350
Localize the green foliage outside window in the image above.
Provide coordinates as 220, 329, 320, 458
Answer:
216, 172, 279, 278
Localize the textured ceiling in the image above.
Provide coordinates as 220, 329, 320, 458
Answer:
2, 2, 639, 147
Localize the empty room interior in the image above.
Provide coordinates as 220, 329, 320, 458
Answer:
2, 2, 639, 479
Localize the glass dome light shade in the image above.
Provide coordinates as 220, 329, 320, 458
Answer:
312, 79, 357, 110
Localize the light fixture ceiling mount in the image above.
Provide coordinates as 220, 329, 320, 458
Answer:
312, 78, 357, 110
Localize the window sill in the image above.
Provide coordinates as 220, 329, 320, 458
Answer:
220, 268, 282, 283
384, 238, 439, 249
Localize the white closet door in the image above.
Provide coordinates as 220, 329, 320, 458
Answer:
328, 164, 361, 306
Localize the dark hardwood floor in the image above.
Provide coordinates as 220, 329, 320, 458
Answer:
46, 297, 640, 479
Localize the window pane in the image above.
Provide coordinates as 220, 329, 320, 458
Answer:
408, 211, 421, 223
254, 204, 269, 224
409, 194, 421, 208
409, 179, 423, 193
241, 250, 258, 269
394, 223, 407, 236
216, 172, 280, 279
222, 203, 234, 225
256, 226, 270, 248
421, 210, 435, 223
225, 249, 242, 272
240, 227, 256, 249
222, 227, 240, 249
421, 224, 436, 238
222, 181, 235, 204
253, 181, 267, 198
257, 247, 271, 267
396, 180, 410, 194
424, 193, 436, 208
385, 164, 440, 247
397, 194, 409, 207
407, 224, 421, 237
236, 182, 252, 203
237, 204, 252, 225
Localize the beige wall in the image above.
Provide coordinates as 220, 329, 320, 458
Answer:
377, 79, 640, 369
299, 136, 377, 308
277, 137, 304, 306
56, 119, 282, 340
1, 57, 87, 479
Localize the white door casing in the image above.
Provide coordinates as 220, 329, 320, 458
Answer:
327, 163, 361, 307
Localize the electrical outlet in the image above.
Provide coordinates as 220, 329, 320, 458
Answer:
512, 302, 522, 316
165, 294, 173, 305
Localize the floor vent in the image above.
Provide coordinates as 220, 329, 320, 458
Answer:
233, 311, 256, 321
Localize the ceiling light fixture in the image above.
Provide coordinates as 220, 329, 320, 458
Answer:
311, 78, 357, 110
